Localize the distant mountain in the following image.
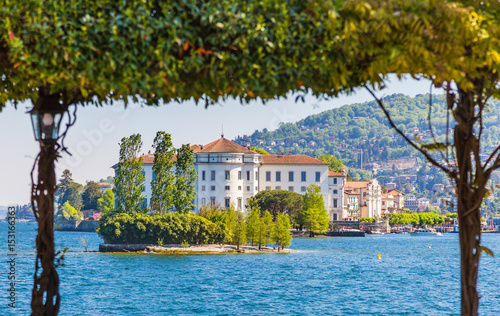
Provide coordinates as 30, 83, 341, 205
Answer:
234, 94, 500, 168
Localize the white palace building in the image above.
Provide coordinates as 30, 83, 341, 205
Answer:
125, 137, 383, 220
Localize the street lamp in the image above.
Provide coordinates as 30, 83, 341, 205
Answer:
29, 108, 64, 141
28, 103, 67, 315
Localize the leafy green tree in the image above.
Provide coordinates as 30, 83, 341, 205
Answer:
246, 199, 261, 246
224, 208, 246, 250
253, 190, 303, 219
299, 185, 329, 237
271, 213, 292, 252
318, 154, 344, 173
114, 134, 145, 214
56, 169, 73, 202
60, 182, 83, 212
232, 218, 247, 251
56, 201, 83, 221
173, 144, 197, 213
360, 217, 375, 223
81, 181, 103, 210
97, 189, 115, 215
222, 207, 238, 245
447, 213, 458, 219
151, 131, 176, 213
258, 211, 274, 250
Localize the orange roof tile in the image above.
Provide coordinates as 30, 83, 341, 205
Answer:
97, 182, 112, 186
328, 170, 346, 177
345, 181, 370, 190
261, 155, 330, 165
198, 138, 256, 154
382, 192, 394, 199
191, 144, 202, 153
387, 189, 404, 195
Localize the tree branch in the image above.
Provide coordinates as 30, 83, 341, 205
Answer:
364, 85, 454, 178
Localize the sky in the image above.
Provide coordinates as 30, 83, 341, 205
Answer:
0, 75, 441, 206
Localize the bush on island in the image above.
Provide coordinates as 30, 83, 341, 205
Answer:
97, 212, 224, 245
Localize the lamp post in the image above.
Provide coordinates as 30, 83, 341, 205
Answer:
29, 104, 66, 315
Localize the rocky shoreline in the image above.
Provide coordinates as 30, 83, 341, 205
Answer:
99, 243, 296, 254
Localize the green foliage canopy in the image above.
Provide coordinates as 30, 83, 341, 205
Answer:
97, 212, 223, 244
81, 181, 103, 210
174, 144, 197, 213
151, 131, 176, 213
113, 134, 145, 214
253, 190, 303, 219
97, 189, 115, 215
60, 182, 83, 212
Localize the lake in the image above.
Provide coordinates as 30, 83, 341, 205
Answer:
1, 222, 499, 315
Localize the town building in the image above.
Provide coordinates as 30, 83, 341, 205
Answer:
381, 189, 405, 214
344, 179, 382, 220
97, 182, 113, 193
404, 194, 418, 212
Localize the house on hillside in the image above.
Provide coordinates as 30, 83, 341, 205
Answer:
97, 182, 113, 193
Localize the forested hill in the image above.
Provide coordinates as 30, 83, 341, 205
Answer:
233, 94, 500, 168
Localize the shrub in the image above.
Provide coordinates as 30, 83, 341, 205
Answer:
97, 212, 223, 244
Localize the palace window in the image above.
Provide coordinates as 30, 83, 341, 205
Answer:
266, 171, 271, 181
288, 186, 294, 191
289, 171, 294, 182
202, 171, 206, 181
315, 172, 321, 182
246, 186, 251, 192
201, 198, 206, 205
301, 186, 306, 192
276, 186, 281, 190
210, 197, 216, 205
333, 178, 338, 185
225, 186, 230, 191
276, 171, 281, 182
225, 170, 230, 180
202, 186, 206, 191
266, 186, 271, 190
301, 171, 306, 182
211, 171, 216, 181
225, 198, 231, 208
211, 186, 216, 191
238, 171, 242, 180
246, 171, 250, 181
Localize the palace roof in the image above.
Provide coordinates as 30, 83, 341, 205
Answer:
198, 138, 256, 154
261, 155, 329, 165
328, 170, 346, 177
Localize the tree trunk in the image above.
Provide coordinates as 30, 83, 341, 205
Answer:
31, 141, 60, 315
457, 192, 481, 316
454, 89, 483, 316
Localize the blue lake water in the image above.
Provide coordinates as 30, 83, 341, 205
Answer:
1, 222, 499, 315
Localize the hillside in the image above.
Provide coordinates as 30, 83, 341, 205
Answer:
234, 94, 500, 170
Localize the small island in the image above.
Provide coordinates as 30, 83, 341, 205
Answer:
99, 243, 297, 254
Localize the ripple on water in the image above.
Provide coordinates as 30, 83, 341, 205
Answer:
1, 224, 500, 315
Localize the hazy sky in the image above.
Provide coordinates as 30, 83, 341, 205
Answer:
0, 76, 441, 206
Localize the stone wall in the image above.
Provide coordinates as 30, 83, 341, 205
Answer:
55, 220, 99, 232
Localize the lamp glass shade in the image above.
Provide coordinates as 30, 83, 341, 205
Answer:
30, 110, 63, 141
